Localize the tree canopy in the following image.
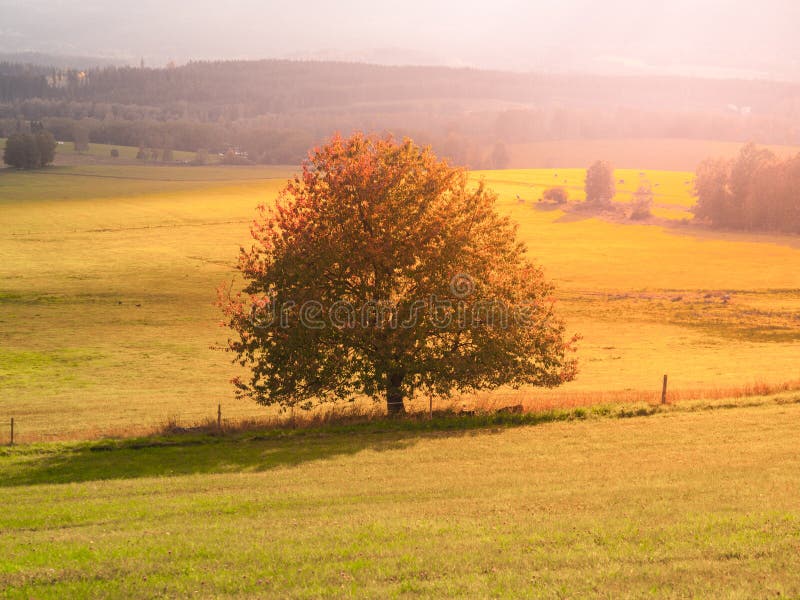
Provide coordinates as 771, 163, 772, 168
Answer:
585, 160, 616, 206
219, 133, 577, 415
3, 130, 56, 168
694, 143, 800, 233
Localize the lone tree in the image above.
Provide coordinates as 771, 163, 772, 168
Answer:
585, 160, 616, 206
219, 133, 578, 415
3, 131, 56, 169
3, 134, 37, 169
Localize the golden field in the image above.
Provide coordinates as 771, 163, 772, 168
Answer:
1, 162, 799, 441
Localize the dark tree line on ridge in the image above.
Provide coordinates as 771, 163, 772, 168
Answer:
2, 60, 800, 166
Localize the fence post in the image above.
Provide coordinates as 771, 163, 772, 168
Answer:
9, 418, 14, 446
217, 404, 222, 432
661, 374, 668, 404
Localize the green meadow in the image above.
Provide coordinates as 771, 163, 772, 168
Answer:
1, 400, 799, 598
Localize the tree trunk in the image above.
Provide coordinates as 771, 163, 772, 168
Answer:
386, 372, 406, 416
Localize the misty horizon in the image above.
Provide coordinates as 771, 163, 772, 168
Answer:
1, 0, 799, 80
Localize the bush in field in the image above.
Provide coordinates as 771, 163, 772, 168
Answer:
218, 133, 578, 415
543, 186, 568, 205
585, 160, 616, 206
110, 148, 119, 158
136, 146, 147, 160
72, 125, 90, 152
3, 133, 39, 168
3, 131, 56, 169
630, 182, 653, 220
35, 131, 56, 166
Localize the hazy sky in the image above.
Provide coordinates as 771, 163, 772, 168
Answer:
2, 0, 799, 78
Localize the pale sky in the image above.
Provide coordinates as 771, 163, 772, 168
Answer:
1, 0, 798, 78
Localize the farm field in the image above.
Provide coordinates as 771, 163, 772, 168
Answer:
0, 138, 206, 166
1, 162, 800, 441
475, 167, 698, 219
1, 400, 799, 597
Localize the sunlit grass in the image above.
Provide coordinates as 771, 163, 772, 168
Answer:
475, 167, 696, 214
1, 401, 799, 597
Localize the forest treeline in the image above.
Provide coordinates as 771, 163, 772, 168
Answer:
2, 60, 800, 165
695, 143, 800, 233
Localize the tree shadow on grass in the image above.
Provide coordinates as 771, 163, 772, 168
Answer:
0, 422, 514, 488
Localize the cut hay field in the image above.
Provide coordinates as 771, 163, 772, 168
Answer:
1, 163, 800, 441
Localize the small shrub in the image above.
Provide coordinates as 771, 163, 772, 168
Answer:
110, 148, 119, 158
630, 182, 653, 220
543, 186, 568, 204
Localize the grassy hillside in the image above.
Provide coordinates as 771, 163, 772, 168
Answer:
1, 139, 209, 166
1, 400, 799, 597
2, 164, 800, 441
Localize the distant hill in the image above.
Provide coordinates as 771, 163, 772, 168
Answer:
4, 59, 798, 114
0, 52, 130, 70
2, 59, 799, 167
